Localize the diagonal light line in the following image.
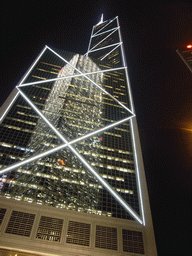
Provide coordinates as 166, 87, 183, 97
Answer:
12, 89, 142, 223
130, 118, 145, 226
19, 46, 48, 85
93, 16, 117, 36
47, 46, 134, 116
0, 115, 134, 175
18, 67, 125, 88
100, 43, 122, 61
86, 25, 94, 56
92, 27, 118, 38
88, 42, 120, 54
89, 27, 119, 53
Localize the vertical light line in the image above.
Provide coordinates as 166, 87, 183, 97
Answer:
117, 16, 145, 224
124, 67, 134, 113
116, 17, 126, 67
130, 118, 145, 226
86, 25, 95, 56
116, 17, 134, 113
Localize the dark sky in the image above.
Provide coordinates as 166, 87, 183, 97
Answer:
1, 1, 192, 255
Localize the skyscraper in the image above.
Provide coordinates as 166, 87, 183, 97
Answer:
0, 16, 157, 255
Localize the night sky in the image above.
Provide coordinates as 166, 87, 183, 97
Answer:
1, 1, 192, 255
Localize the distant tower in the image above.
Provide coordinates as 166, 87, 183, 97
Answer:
176, 45, 192, 73
0, 16, 157, 255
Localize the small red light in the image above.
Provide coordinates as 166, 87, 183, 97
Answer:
57, 158, 66, 166
187, 45, 192, 48
100, 137, 103, 140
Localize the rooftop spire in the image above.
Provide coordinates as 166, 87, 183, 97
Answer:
96, 14, 103, 26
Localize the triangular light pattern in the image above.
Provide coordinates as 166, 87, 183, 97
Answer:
0, 17, 144, 225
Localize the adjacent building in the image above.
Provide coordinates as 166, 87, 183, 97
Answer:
176, 45, 192, 73
0, 16, 157, 255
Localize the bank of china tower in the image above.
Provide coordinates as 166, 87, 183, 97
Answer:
0, 16, 157, 255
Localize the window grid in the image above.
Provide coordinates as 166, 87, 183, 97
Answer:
66, 220, 91, 246
6, 210, 35, 237
0, 46, 140, 220
122, 229, 145, 254
95, 225, 117, 250
36, 215, 63, 242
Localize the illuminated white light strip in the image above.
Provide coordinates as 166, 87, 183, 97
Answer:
89, 17, 144, 224
6, 90, 141, 223
1, 90, 140, 221
0, 42, 143, 223
0, 144, 65, 175
88, 42, 120, 54
19, 46, 48, 85
116, 17, 126, 68
0, 115, 134, 174
93, 16, 117, 36
89, 27, 119, 53
86, 25, 94, 56
18, 66, 126, 88
96, 13, 104, 26
47, 46, 134, 115
0, 91, 19, 123
100, 43, 122, 61
124, 67, 134, 113
116, 17, 134, 112
95, 16, 108, 29
92, 27, 118, 38
18, 89, 67, 144
115, 17, 145, 224
68, 146, 142, 224
130, 118, 145, 226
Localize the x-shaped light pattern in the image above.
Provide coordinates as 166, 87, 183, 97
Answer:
0, 19, 145, 225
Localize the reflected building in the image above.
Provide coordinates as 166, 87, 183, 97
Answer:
0, 16, 157, 255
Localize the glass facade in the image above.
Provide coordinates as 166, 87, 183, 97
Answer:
0, 17, 142, 221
